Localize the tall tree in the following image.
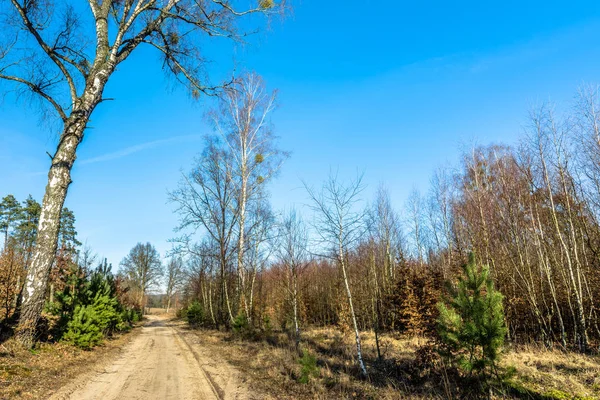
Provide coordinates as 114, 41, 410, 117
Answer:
243, 197, 275, 323
170, 137, 239, 326
165, 256, 184, 313
120, 242, 163, 315
427, 167, 455, 279
529, 105, 590, 351
0, 195, 21, 248
405, 188, 427, 268
276, 208, 309, 350
15, 196, 41, 271
0, 0, 281, 346
58, 208, 81, 253
211, 72, 288, 320
366, 186, 402, 355
305, 172, 368, 377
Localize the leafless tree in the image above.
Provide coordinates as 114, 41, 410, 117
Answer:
210, 72, 288, 320
184, 239, 220, 326
574, 85, 600, 218
170, 137, 238, 326
527, 104, 589, 351
365, 185, 402, 357
276, 208, 310, 350
305, 172, 368, 377
243, 196, 275, 324
165, 256, 184, 312
120, 242, 163, 315
405, 188, 427, 268
1, 0, 281, 346
427, 167, 455, 278
368, 185, 401, 285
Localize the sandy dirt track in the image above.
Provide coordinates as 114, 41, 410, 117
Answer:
50, 314, 247, 400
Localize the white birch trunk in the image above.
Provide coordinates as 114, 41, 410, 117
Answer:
339, 243, 367, 377
16, 69, 110, 344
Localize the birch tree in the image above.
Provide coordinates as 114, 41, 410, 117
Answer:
184, 240, 220, 326
368, 186, 401, 287
211, 72, 288, 320
574, 85, 600, 218
276, 208, 310, 350
528, 105, 590, 351
427, 168, 455, 278
243, 197, 275, 324
406, 188, 427, 268
0, 0, 280, 346
366, 186, 402, 351
305, 172, 368, 377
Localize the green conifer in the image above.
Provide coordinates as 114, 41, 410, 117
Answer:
437, 253, 507, 382
0, 195, 22, 246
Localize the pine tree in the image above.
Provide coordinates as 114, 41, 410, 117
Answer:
388, 264, 426, 336
416, 270, 441, 337
56, 259, 130, 348
58, 208, 81, 253
14, 196, 41, 267
62, 288, 120, 349
437, 253, 507, 383
0, 195, 21, 248
397, 273, 422, 335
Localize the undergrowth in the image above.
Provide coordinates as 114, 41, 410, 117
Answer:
186, 324, 600, 399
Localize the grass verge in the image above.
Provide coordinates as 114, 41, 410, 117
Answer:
188, 327, 600, 399
0, 327, 140, 399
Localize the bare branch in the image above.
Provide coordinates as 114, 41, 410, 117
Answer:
0, 73, 67, 121
9, 0, 78, 102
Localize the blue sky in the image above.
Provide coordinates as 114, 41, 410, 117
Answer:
2, 1, 600, 266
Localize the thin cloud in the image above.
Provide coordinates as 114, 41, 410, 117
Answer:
79, 135, 202, 165
79, 134, 203, 165
27, 134, 203, 176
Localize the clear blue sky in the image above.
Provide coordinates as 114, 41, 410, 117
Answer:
2, 1, 600, 266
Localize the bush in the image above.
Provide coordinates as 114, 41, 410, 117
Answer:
437, 253, 507, 383
298, 349, 319, 384
176, 306, 188, 320
116, 309, 139, 332
121, 309, 140, 325
53, 262, 140, 348
131, 309, 140, 323
62, 289, 122, 349
232, 313, 248, 332
62, 304, 104, 349
186, 301, 205, 327
232, 313, 260, 339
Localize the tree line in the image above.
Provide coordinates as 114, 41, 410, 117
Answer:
172, 84, 600, 377
0, 195, 183, 347
0, 0, 280, 347
0, 2, 597, 388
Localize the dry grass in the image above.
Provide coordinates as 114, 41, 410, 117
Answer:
0, 328, 139, 399
503, 344, 600, 399
191, 327, 600, 400
192, 327, 444, 399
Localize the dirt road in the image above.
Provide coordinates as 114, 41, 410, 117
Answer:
50, 314, 248, 400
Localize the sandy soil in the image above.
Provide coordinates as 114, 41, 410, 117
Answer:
49, 314, 249, 400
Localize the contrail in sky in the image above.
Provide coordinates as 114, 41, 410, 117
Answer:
27, 134, 204, 176
79, 134, 203, 165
